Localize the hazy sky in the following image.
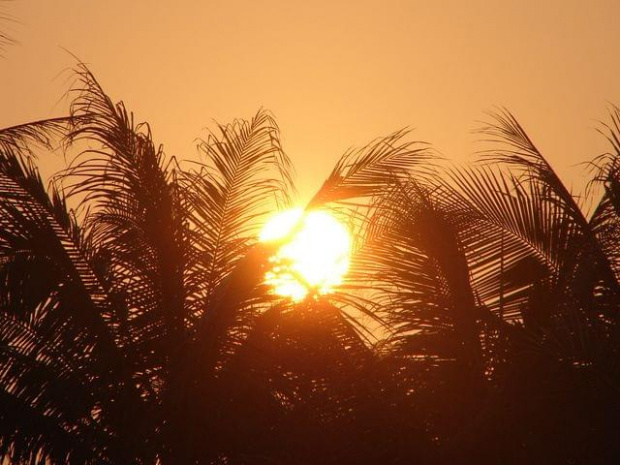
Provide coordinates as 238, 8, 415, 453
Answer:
1, 0, 619, 201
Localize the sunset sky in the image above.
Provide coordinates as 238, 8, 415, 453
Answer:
1, 0, 619, 201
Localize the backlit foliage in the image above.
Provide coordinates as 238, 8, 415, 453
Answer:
1, 65, 620, 464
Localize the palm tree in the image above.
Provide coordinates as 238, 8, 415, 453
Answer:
0, 64, 436, 464
3, 62, 620, 465
364, 108, 620, 463
0, 63, 294, 463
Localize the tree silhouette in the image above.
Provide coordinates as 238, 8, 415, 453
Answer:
1, 65, 620, 464
366, 109, 620, 464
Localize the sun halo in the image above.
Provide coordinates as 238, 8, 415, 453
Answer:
259, 208, 351, 301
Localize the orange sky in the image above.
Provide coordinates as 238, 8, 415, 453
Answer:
1, 0, 619, 201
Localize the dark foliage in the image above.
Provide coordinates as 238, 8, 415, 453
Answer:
1, 67, 619, 464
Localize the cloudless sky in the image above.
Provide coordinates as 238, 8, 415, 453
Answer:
1, 0, 619, 201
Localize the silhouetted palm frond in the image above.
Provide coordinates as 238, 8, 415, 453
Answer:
3, 59, 620, 464
305, 131, 436, 342
0, 117, 70, 157
590, 105, 620, 277
183, 109, 295, 318
308, 129, 434, 208
479, 109, 619, 292
0, 123, 151, 463
475, 111, 620, 359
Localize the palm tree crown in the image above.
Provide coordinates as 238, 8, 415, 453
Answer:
1, 65, 620, 464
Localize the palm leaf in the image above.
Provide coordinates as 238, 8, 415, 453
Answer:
308, 128, 433, 208
182, 109, 295, 317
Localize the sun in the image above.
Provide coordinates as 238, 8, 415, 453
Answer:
259, 208, 352, 301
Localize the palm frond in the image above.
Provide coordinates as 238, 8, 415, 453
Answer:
308, 129, 434, 208
0, 117, 70, 157
590, 105, 620, 279
60, 63, 190, 380
0, 148, 147, 463
182, 109, 295, 316
478, 108, 585, 222
477, 109, 620, 336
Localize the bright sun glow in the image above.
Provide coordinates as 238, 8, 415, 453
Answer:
259, 208, 351, 301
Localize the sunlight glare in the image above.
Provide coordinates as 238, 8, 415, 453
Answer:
260, 208, 351, 301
